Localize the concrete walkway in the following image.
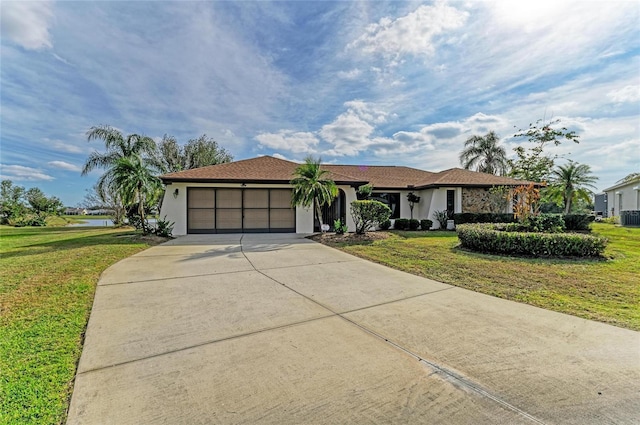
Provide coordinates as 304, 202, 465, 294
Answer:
67, 234, 640, 424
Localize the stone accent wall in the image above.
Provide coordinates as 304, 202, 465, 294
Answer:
462, 187, 507, 213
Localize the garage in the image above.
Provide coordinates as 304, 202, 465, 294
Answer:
187, 188, 295, 234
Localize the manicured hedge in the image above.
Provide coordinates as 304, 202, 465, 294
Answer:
453, 213, 516, 224
456, 224, 607, 257
394, 218, 409, 230
453, 212, 594, 232
564, 214, 595, 231
420, 219, 433, 230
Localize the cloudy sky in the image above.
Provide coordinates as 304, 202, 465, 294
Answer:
1, 0, 639, 206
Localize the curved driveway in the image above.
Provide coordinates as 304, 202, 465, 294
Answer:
68, 234, 640, 424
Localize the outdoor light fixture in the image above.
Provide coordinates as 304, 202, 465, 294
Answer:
173, 188, 179, 198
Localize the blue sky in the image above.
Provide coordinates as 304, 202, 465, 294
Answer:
1, 0, 639, 206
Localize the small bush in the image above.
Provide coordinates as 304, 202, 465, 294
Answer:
456, 224, 607, 257
394, 218, 409, 230
524, 214, 565, 233
350, 200, 392, 234
420, 219, 433, 230
432, 210, 449, 229
154, 216, 174, 237
452, 213, 516, 224
333, 219, 348, 235
563, 214, 594, 231
14, 214, 47, 227
379, 219, 391, 230
408, 219, 420, 230
601, 216, 619, 225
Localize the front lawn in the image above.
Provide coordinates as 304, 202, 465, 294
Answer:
0, 226, 166, 425
316, 223, 639, 330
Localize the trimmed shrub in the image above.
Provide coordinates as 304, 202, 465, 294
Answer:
420, 219, 433, 230
394, 218, 409, 230
563, 214, 594, 231
350, 200, 392, 234
456, 224, 607, 257
408, 219, 420, 230
452, 213, 516, 224
524, 214, 565, 233
379, 219, 391, 230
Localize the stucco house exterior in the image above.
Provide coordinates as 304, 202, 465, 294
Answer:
160, 156, 533, 235
602, 176, 640, 218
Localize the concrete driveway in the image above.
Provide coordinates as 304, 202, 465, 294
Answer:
67, 234, 640, 424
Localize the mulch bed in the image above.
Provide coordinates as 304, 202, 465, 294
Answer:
308, 231, 392, 246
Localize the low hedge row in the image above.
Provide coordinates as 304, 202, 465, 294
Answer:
393, 218, 433, 230
453, 213, 594, 231
457, 224, 607, 257
452, 213, 516, 224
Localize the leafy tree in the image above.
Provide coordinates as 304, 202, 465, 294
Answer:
459, 131, 508, 175
151, 134, 233, 173
290, 156, 338, 229
616, 172, 640, 184
546, 161, 598, 214
183, 135, 233, 169
508, 118, 580, 182
81, 183, 126, 225
350, 200, 391, 234
25, 187, 63, 217
152, 135, 184, 174
111, 155, 162, 234
0, 180, 27, 224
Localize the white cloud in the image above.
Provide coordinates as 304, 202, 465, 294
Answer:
0, 164, 55, 181
255, 130, 319, 154
348, 2, 468, 59
337, 68, 362, 79
608, 85, 640, 103
48, 161, 81, 172
0, 0, 54, 50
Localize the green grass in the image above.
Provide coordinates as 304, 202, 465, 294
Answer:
0, 226, 165, 425
322, 223, 640, 331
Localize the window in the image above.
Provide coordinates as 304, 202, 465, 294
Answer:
371, 192, 400, 219
446, 190, 455, 219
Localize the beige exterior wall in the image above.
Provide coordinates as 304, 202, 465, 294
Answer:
160, 182, 360, 235
605, 179, 640, 216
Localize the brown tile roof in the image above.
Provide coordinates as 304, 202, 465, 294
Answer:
160, 156, 365, 185
321, 164, 435, 189
417, 168, 537, 188
161, 156, 537, 188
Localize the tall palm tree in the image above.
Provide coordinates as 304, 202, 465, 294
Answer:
548, 161, 598, 214
290, 156, 338, 229
82, 125, 157, 193
459, 131, 508, 175
110, 155, 161, 233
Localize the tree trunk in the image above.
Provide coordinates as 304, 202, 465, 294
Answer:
315, 199, 324, 230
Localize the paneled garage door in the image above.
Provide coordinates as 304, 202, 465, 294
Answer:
187, 188, 295, 233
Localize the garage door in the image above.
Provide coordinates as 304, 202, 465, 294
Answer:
187, 188, 295, 234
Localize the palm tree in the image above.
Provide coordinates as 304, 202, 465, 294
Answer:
459, 131, 508, 175
82, 125, 159, 230
110, 155, 161, 233
548, 161, 598, 214
290, 156, 338, 230
82, 125, 157, 192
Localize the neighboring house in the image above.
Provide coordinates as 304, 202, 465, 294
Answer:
603, 177, 640, 217
64, 207, 87, 215
160, 156, 534, 235
593, 193, 608, 218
